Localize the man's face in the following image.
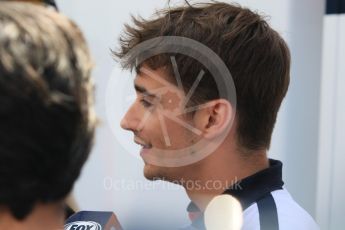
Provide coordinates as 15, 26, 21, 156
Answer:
120, 65, 201, 180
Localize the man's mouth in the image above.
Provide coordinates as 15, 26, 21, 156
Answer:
134, 139, 152, 156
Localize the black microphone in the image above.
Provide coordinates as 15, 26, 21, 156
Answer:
64, 211, 122, 230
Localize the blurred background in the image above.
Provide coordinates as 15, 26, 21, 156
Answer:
56, 0, 344, 229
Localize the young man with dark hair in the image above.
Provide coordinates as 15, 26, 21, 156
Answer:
116, 2, 319, 229
0, 2, 95, 229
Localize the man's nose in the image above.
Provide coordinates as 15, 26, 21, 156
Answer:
120, 104, 140, 132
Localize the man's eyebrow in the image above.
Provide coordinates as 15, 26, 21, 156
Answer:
134, 84, 156, 98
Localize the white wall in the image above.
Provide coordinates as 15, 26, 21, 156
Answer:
316, 14, 345, 230
279, 0, 324, 218
56, 0, 326, 229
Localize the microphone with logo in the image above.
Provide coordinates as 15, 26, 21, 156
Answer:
64, 211, 122, 230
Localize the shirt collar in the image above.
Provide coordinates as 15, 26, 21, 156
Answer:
188, 158, 284, 229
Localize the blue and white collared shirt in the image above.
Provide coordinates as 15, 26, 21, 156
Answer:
184, 159, 319, 230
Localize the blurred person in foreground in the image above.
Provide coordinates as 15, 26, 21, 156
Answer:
0, 2, 96, 229
116, 1, 319, 229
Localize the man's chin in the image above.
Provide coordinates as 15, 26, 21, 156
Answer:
143, 163, 157, 180
143, 163, 165, 181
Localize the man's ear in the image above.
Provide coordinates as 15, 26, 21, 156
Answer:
193, 99, 233, 139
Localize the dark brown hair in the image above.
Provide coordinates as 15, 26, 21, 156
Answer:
114, 2, 290, 151
0, 2, 95, 219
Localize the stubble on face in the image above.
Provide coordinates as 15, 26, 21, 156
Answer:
125, 65, 205, 182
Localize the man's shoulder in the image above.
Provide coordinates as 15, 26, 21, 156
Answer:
241, 189, 319, 230
271, 189, 319, 230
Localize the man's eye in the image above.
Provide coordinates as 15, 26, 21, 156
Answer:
140, 99, 153, 108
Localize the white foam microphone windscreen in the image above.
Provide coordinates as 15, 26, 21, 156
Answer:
204, 195, 243, 230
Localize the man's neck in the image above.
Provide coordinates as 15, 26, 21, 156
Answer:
184, 147, 269, 211
0, 202, 65, 230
